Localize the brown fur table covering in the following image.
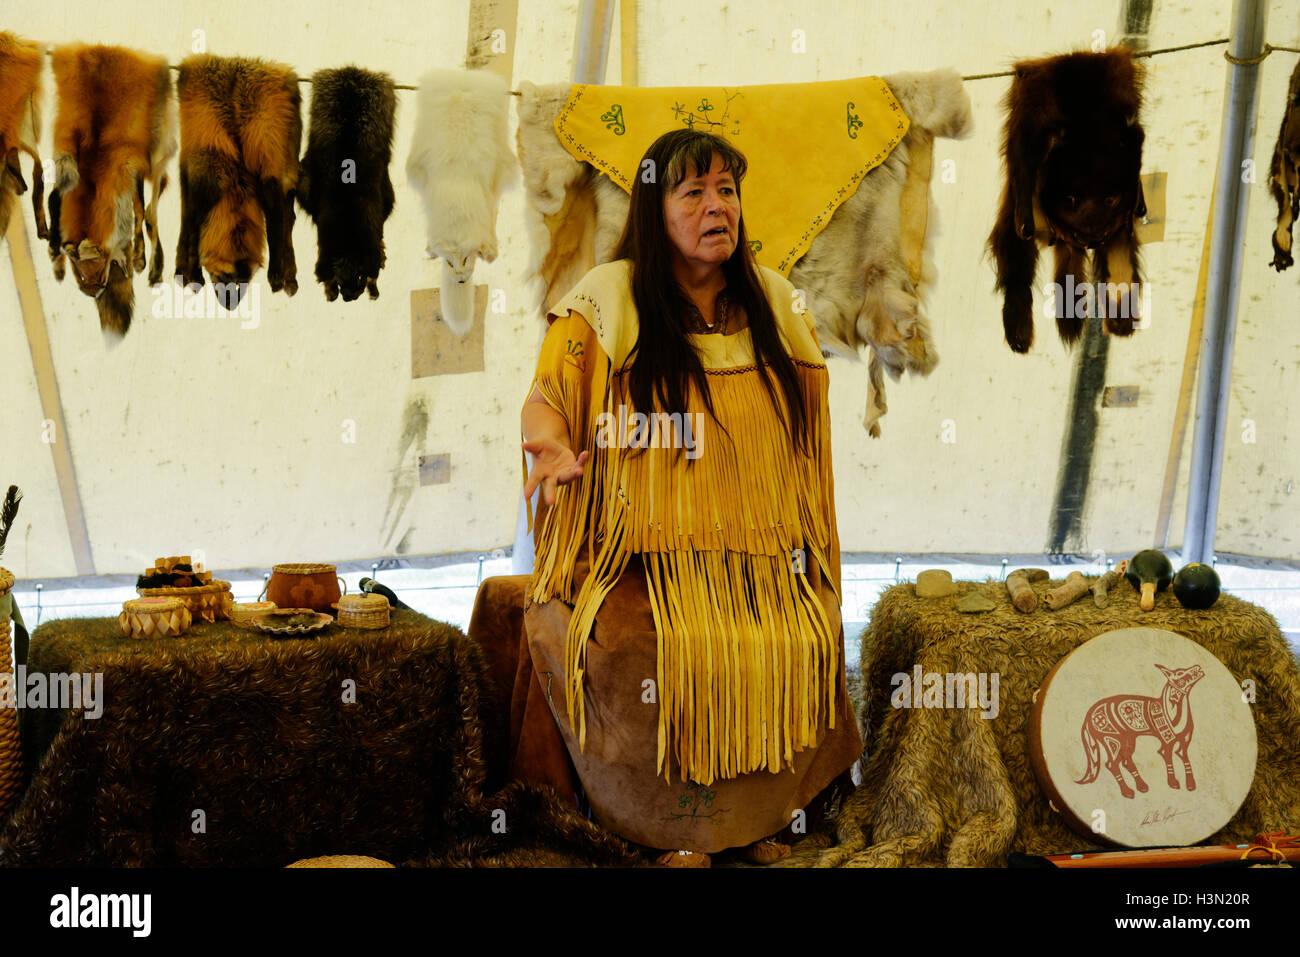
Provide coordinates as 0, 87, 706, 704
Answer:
0, 609, 636, 867
822, 578, 1300, 867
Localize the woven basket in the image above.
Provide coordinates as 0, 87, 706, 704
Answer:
286, 855, 394, 868
0, 568, 22, 824
229, 601, 278, 630
336, 593, 390, 630
262, 563, 344, 613
119, 597, 192, 638
137, 580, 233, 623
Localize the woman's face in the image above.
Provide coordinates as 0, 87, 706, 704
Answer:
662, 154, 740, 276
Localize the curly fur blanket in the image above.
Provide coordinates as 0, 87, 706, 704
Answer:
0, 610, 635, 867
822, 580, 1300, 867
515, 71, 973, 436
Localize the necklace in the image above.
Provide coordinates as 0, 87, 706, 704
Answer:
685, 290, 729, 334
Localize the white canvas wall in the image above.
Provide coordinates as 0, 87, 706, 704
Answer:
2, 0, 1298, 580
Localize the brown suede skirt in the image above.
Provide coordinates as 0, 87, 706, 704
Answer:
525, 554, 862, 854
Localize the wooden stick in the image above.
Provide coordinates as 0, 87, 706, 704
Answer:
1006, 571, 1037, 613
1048, 832, 1300, 869
1045, 571, 1090, 610
1014, 568, 1049, 583
1092, 570, 1120, 608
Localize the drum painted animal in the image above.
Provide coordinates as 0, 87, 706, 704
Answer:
1029, 627, 1256, 848
1075, 662, 1204, 800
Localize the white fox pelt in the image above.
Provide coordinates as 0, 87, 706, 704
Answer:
516, 70, 973, 435
406, 69, 517, 335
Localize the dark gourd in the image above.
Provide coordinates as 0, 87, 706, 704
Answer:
1173, 563, 1221, 610
1126, 549, 1173, 611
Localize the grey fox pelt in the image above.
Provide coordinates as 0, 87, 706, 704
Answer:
298, 67, 396, 301
175, 54, 302, 310
47, 44, 177, 340
1268, 59, 1300, 272
988, 49, 1147, 354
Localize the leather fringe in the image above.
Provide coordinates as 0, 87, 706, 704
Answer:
530, 355, 840, 785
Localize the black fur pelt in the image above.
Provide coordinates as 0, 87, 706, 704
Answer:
988, 49, 1147, 353
1268, 59, 1300, 272
0, 611, 633, 867
298, 67, 396, 301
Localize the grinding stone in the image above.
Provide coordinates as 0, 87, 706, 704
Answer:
957, 593, 996, 613
915, 569, 958, 598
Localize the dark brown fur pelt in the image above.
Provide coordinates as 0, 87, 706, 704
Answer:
46, 44, 176, 339
988, 49, 1147, 353
0, 610, 631, 867
403, 782, 639, 867
820, 579, 1300, 867
1268, 59, 1300, 271
0, 32, 45, 242
298, 67, 396, 302
174, 54, 301, 309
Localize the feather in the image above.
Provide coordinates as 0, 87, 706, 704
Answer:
0, 485, 22, 560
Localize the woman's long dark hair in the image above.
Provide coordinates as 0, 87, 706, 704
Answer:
612, 129, 810, 456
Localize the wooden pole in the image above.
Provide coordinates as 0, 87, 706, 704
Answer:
620, 0, 638, 87
4, 212, 95, 575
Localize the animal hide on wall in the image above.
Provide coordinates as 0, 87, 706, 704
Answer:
988, 49, 1147, 354
1268, 59, 1300, 272
791, 70, 972, 435
406, 69, 517, 336
298, 67, 396, 301
0, 32, 45, 243
515, 71, 973, 435
46, 44, 177, 340
175, 54, 301, 310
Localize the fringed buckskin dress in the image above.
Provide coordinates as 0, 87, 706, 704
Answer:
524, 259, 862, 853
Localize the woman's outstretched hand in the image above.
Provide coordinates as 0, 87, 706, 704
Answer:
523, 438, 590, 507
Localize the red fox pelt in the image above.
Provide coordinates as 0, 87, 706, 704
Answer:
1268, 59, 1300, 272
0, 32, 46, 243
297, 67, 396, 301
175, 54, 301, 309
47, 44, 176, 339
988, 49, 1147, 354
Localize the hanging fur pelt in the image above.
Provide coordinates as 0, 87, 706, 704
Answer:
790, 70, 972, 435
175, 54, 301, 310
988, 49, 1147, 354
46, 44, 177, 340
298, 67, 396, 301
516, 71, 972, 436
0, 32, 45, 242
1268, 59, 1300, 272
406, 69, 517, 335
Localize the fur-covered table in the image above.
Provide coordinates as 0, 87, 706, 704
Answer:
823, 578, 1300, 867
0, 608, 635, 867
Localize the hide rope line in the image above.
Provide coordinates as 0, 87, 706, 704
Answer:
37, 36, 1298, 93
964, 38, 1300, 81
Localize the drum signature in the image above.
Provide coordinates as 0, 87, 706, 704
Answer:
1139, 806, 1191, 826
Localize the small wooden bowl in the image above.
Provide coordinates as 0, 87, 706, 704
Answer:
229, 601, 279, 630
